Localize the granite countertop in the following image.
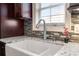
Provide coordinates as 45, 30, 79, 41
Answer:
0, 36, 27, 44
55, 42, 79, 56
0, 36, 65, 45
1, 36, 79, 56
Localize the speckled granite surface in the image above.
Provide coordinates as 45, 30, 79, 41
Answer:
1, 36, 79, 56
0, 36, 65, 45
0, 36, 26, 43
55, 42, 79, 56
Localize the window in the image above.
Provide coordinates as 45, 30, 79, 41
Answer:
35, 3, 66, 26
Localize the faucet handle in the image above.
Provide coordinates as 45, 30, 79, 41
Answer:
46, 34, 54, 39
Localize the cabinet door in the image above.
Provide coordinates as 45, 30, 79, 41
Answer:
0, 41, 5, 56
0, 44, 2, 55
0, 4, 1, 38
15, 3, 22, 18
7, 3, 15, 18
7, 3, 22, 19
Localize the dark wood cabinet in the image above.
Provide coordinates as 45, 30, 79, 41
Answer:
0, 4, 1, 38
30, 3, 32, 18
0, 41, 5, 56
7, 3, 22, 19
0, 3, 24, 38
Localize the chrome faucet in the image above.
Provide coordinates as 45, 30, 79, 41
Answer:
36, 19, 47, 40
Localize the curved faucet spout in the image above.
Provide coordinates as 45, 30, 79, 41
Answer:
36, 19, 47, 40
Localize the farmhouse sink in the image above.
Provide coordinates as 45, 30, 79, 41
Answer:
6, 37, 63, 56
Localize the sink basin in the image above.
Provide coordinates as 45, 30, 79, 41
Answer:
6, 38, 63, 56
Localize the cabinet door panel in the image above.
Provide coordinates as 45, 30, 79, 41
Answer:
7, 3, 22, 19
7, 4, 15, 18
0, 41, 5, 56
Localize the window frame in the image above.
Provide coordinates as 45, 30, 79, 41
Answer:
37, 3, 66, 26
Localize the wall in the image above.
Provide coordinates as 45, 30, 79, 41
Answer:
65, 4, 72, 32
22, 3, 30, 18
71, 15, 79, 33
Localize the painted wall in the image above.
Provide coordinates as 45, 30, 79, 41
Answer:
22, 3, 30, 18
71, 15, 79, 33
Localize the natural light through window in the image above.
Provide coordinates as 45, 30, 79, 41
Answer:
35, 3, 66, 26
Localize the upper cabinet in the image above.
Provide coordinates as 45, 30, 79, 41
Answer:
7, 3, 22, 19
21, 3, 32, 19
68, 3, 79, 15
1, 3, 32, 19
68, 3, 79, 24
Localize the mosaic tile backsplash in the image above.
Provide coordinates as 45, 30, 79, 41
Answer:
24, 18, 45, 37
24, 18, 65, 41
